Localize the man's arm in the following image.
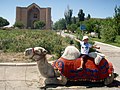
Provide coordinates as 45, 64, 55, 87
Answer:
74, 38, 81, 43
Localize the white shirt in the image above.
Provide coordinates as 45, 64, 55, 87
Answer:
80, 41, 92, 55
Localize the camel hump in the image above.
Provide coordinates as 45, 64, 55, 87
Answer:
61, 46, 81, 60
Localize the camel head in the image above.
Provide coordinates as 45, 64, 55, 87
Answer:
24, 47, 47, 61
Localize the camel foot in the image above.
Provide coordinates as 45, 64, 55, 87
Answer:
45, 78, 58, 85
45, 76, 67, 85
104, 73, 115, 85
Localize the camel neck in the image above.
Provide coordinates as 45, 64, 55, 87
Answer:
37, 56, 48, 65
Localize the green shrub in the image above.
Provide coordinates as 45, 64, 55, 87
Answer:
14, 21, 24, 29
0, 30, 70, 58
101, 18, 117, 42
115, 35, 120, 44
34, 21, 45, 29
101, 27, 117, 42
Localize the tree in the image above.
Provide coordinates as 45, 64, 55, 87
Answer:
14, 21, 24, 29
58, 18, 66, 30
93, 20, 101, 39
53, 21, 59, 30
87, 14, 91, 20
34, 21, 45, 29
66, 24, 71, 32
66, 24, 77, 33
82, 19, 102, 36
78, 9, 85, 21
53, 18, 66, 30
70, 24, 77, 33
101, 18, 117, 42
72, 16, 76, 24
82, 19, 94, 33
114, 5, 120, 35
0, 17, 9, 27
64, 6, 73, 25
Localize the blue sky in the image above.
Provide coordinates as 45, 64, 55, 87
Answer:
0, 0, 120, 26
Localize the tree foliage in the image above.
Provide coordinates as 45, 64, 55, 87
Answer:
82, 19, 94, 33
34, 21, 45, 29
66, 24, 71, 32
70, 24, 77, 33
53, 21, 59, 30
53, 18, 66, 30
67, 24, 77, 33
53, 6, 120, 44
87, 14, 91, 20
80, 19, 100, 33
101, 18, 117, 42
58, 18, 66, 30
14, 21, 24, 29
64, 6, 73, 25
0, 17, 9, 27
78, 9, 85, 21
114, 6, 120, 35
72, 16, 76, 24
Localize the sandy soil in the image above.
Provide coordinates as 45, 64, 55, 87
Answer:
0, 52, 53, 63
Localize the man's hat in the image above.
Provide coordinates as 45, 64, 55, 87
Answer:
82, 36, 89, 40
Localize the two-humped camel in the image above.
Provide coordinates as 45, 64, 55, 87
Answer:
24, 46, 117, 85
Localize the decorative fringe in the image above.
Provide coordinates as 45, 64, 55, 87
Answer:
68, 79, 104, 82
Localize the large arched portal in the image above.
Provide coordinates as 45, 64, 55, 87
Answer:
27, 6, 40, 28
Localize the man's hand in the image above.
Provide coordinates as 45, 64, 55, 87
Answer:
95, 46, 100, 49
92, 45, 100, 49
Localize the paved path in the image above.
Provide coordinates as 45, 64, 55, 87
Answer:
57, 31, 75, 39
0, 65, 45, 90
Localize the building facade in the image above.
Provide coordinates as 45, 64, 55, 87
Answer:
16, 3, 51, 29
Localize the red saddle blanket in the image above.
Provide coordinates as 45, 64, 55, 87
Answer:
53, 57, 113, 81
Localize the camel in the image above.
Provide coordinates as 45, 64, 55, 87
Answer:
24, 46, 117, 85
24, 47, 67, 85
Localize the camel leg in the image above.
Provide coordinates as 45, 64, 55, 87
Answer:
45, 76, 67, 85
58, 75, 67, 85
54, 69, 61, 77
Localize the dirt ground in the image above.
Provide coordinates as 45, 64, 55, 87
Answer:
0, 52, 53, 63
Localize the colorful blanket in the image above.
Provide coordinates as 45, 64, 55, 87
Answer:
53, 57, 113, 81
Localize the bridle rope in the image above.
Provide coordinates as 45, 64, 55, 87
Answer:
31, 48, 46, 61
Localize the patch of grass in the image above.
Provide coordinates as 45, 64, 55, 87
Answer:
92, 37, 120, 47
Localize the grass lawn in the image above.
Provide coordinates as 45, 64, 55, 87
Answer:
91, 38, 120, 47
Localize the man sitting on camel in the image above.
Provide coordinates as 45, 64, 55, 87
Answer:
75, 36, 100, 70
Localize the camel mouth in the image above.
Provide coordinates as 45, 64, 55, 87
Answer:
30, 50, 47, 61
